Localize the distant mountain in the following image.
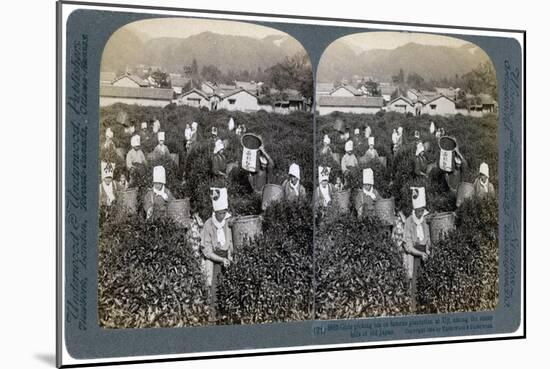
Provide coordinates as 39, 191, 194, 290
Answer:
317, 42, 492, 82
101, 31, 305, 73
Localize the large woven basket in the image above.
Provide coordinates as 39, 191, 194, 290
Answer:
231, 215, 263, 250
375, 197, 395, 225
456, 182, 475, 207
167, 198, 191, 227
429, 211, 456, 243
118, 189, 138, 214
333, 189, 351, 213
261, 184, 284, 211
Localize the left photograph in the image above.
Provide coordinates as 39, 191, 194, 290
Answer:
97, 18, 314, 328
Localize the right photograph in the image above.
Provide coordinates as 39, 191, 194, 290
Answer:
314, 32, 499, 319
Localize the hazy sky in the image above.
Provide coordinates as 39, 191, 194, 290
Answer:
125, 17, 286, 40
344, 31, 471, 53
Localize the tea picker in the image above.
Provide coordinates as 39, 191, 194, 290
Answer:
362, 136, 379, 163
282, 163, 306, 202
201, 187, 234, 319
320, 135, 333, 158
126, 135, 147, 187
444, 147, 467, 194
99, 161, 119, 208
315, 166, 334, 208
354, 168, 381, 218
143, 166, 175, 221
402, 187, 432, 312
473, 162, 495, 198
153, 131, 171, 158
248, 145, 274, 194
414, 142, 429, 178
340, 140, 358, 174
211, 139, 228, 187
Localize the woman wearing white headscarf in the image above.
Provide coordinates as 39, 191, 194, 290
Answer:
315, 166, 335, 208
143, 166, 175, 220
320, 135, 333, 158
474, 162, 495, 198
99, 162, 119, 208
153, 131, 171, 158
414, 142, 429, 178
402, 187, 431, 310
201, 187, 233, 318
354, 168, 380, 218
211, 139, 228, 187
282, 163, 306, 202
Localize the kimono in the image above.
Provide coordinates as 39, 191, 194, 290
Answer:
153, 144, 171, 158
201, 215, 234, 312
354, 188, 381, 218
99, 181, 119, 207
473, 177, 495, 198
282, 179, 306, 202
211, 152, 227, 187
340, 153, 358, 173
362, 148, 379, 163
414, 154, 428, 177
142, 187, 175, 220
314, 183, 335, 208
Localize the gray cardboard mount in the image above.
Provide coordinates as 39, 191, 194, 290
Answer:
61, 6, 524, 360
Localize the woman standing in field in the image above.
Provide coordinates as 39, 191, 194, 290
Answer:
414, 142, 429, 178
354, 168, 380, 218
362, 137, 379, 163
126, 135, 147, 187
402, 187, 431, 311
320, 135, 333, 158
99, 161, 118, 208
201, 187, 233, 319
282, 163, 306, 202
315, 166, 334, 208
153, 131, 171, 159
473, 162, 495, 198
248, 145, 274, 194
143, 166, 175, 220
211, 139, 228, 187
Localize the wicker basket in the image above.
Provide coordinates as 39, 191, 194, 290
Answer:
261, 184, 284, 211
375, 197, 395, 225
167, 198, 191, 227
333, 189, 351, 213
118, 189, 138, 214
456, 182, 475, 207
231, 215, 263, 250
429, 212, 456, 243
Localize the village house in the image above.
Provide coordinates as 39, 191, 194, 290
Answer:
177, 88, 211, 109
421, 94, 457, 116
317, 96, 384, 115
387, 96, 415, 114
379, 84, 398, 103
200, 81, 216, 95
316, 82, 335, 96
235, 81, 261, 95
329, 84, 362, 97
99, 85, 174, 107
111, 73, 149, 88
217, 88, 260, 112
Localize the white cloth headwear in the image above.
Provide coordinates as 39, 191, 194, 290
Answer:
228, 117, 235, 131
368, 136, 375, 146
259, 155, 268, 165
101, 161, 115, 179
479, 162, 490, 178
323, 135, 331, 145
211, 187, 228, 211
131, 135, 140, 147
212, 126, 218, 135
213, 139, 224, 154
141, 122, 147, 129
153, 120, 161, 133
414, 130, 420, 139
416, 142, 425, 156
354, 128, 360, 135
289, 163, 300, 180
411, 187, 426, 209
430, 121, 435, 134
363, 168, 374, 185
345, 140, 353, 152
364, 126, 371, 137
106, 127, 114, 139
153, 165, 166, 184
191, 121, 198, 130
157, 131, 165, 141
319, 166, 330, 182
344, 132, 350, 140
392, 129, 398, 144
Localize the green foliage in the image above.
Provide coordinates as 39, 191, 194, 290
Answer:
98, 216, 210, 328
417, 196, 499, 313
315, 214, 411, 319
216, 201, 313, 324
